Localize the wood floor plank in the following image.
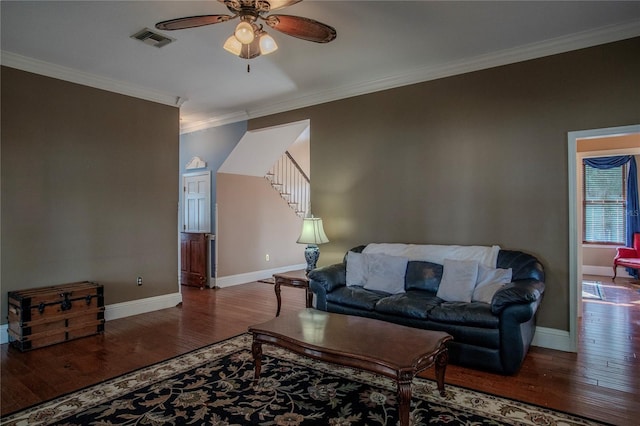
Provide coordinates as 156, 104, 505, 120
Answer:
1, 276, 639, 425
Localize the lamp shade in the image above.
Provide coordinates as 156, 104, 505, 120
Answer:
223, 35, 242, 56
297, 217, 329, 245
234, 21, 255, 44
259, 33, 278, 55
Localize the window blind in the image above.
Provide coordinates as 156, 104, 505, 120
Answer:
583, 164, 627, 244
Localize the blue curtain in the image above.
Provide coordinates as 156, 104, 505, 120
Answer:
584, 155, 640, 277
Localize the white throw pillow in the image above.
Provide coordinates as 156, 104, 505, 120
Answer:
472, 265, 512, 303
346, 251, 367, 287
363, 253, 408, 294
436, 259, 479, 302
472, 282, 505, 304
475, 264, 512, 287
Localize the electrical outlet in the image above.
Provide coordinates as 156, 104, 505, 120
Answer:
265, 254, 270, 262
137, 276, 143, 286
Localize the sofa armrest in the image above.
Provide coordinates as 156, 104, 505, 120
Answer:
491, 279, 545, 315
615, 247, 637, 259
308, 263, 346, 311
309, 263, 346, 292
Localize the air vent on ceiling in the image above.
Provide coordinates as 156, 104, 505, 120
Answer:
131, 28, 174, 48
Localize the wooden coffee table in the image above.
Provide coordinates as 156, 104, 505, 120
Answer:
248, 309, 453, 426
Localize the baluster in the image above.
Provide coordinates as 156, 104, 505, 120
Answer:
265, 151, 310, 216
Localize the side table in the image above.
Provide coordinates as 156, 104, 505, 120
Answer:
273, 270, 312, 316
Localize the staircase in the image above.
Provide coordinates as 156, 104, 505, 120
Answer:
265, 151, 309, 217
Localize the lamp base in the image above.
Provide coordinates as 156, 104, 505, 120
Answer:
304, 244, 320, 274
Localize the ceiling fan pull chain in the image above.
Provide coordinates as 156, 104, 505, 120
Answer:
247, 43, 251, 73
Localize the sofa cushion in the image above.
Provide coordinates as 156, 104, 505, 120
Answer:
374, 291, 441, 319
326, 286, 387, 311
472, 282, 505, 304
346, 251, 367, 287
436, 259, 479, 302
405, 261, 443, 293
363, 253, 408, 294
428, 302, 499, 328
472, 265, 512, 303
617, 258, 640, 267
475, 264, 512, 287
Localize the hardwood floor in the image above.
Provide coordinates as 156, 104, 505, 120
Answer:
2, 276, 639, 425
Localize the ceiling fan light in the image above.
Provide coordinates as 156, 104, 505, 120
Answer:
234, 21, 254, 44
240, 36, 261, 60
259, 33, 278, 55
223, 35, 242, 56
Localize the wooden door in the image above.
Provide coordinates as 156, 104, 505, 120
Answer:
180, 232, 208, 288
183, 172, 210, 233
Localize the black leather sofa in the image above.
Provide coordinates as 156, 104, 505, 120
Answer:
308, 245, 545, 375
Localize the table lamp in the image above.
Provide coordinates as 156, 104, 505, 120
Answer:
297, 216, 329, 274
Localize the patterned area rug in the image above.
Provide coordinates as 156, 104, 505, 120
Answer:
1, 334, 606, 426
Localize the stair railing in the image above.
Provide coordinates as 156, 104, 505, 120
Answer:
266, 151, 310, 217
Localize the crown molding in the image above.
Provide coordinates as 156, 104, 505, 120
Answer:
186, 20, 640, 132
4, 19, 639, 134
180, 111, 250, 134
1, 50, 181, 108
244, 20, 640, 122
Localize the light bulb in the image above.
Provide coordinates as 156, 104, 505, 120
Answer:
234, 21, 254, 44
223, 35, 242, 56
259, 33, 278, 55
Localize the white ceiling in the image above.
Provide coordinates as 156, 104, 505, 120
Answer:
2, 1, 640, 133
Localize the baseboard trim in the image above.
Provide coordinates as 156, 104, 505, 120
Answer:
215, 264, 307, 288
531, 326, 575, 352
104, 292, 183, 322
583, 264, 633, 278
0, 292, 183, 345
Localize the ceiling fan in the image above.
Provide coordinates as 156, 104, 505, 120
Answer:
156, 0, 336, 64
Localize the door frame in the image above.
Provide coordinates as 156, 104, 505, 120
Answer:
180, 171, 212, 289
568, 123, 640, 353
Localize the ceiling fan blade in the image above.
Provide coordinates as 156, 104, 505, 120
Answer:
262, 0, 302, 11
265, 14, 336, 43
155, 15, 232, 31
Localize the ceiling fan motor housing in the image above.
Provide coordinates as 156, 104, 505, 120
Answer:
225, 0, 272, 16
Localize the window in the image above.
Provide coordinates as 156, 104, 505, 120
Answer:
583, 163, 627, 244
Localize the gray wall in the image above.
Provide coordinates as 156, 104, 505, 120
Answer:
1, 67, 180, 323
249, 37, 640, 332
179, 122, 247, 232
217, 173, 304, 277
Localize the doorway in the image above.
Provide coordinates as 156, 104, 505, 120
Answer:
568, 124, 640, 352
215, 120, 310, 286
181, 171, 212, 288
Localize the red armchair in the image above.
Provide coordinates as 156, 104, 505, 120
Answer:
613, 233, 640, 279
